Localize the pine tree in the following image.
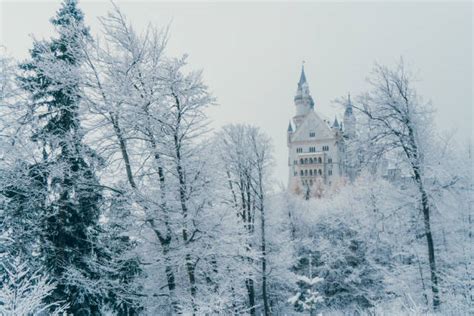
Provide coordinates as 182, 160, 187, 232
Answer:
17, 1, 105, 313
0, 255, 68, 315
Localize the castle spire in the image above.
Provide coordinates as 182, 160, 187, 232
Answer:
344, 92, 353, 116
294, 61, 314, 113
298, 62, 307, 87
344, 92, 356, 138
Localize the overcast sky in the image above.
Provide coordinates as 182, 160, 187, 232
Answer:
1, 1, 472, 184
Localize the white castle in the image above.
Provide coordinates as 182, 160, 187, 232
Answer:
287, 65, 356, 197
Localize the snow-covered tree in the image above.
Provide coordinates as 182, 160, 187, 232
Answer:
0, 255, 68, 316
15, 1, 127, 313
350, 60, 444, 310
288, 258, 324, 316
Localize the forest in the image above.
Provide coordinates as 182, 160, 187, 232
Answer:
0, 1, 472, 315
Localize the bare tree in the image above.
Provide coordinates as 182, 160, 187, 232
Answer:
79, 7, 184, 312
217, 124, 273, 315
351, 60, 441, 309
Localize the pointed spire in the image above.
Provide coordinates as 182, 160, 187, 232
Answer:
344, 92, 353, 116
287, 121, 293, 132
294, 61, 315, 109
298, 61, 307, 87
332, 116, 340, 128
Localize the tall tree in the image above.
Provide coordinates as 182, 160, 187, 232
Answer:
217, 124, 274, 315
351, 60, 441, 310
17, 1, 105, 313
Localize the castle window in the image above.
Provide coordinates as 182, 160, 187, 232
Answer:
300, 170, 304, 176
328, 158, 332, 163
296, 147, 303, 153
318, 169, 322, 175
309, 169, 313, 176
310, 179, 313, 185
322, 145, 329, 151
309, 146, 316, 153
305, 170, 308, 176
328, 169, 333, 176
318, 157, 322, 164
309, 158, 313, 164
314, 169, 317, 175
309, 132, 315, 137
300, 158, 304, 164
304, 158, 308, 164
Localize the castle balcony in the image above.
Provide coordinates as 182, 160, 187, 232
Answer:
296, 152, 327, 165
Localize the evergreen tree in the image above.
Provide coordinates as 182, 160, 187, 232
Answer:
17, 1, 105, 313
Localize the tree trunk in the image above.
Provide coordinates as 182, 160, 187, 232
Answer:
258, 170, 270, 316
150, 143, 180, 313
112, 120, 180, 313
111, 115, 136, 189
413, 168, 440, 310
173, 120, 198, 314
245, 278, 256, 316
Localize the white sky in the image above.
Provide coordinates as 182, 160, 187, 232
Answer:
1, 1, 472, 184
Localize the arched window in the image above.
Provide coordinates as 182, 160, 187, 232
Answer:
305, 170, 308, 176
310, 179, 313, 185
314, 169, 317, 175
300, 170, 304, 176
309, 170, 313, 176
304, 158, 308, 164
318, 157, 322, 164
318, 169, 322, 175
309, 158, 313, 164
300, 158, 304, 164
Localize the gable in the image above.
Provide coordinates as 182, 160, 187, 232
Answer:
291, 111, 335, 142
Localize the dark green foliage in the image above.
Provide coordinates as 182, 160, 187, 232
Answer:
17, 1, 105, 314
0, 162, 48, 265
294, 220, 385, 312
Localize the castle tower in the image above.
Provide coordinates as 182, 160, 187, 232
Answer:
343, 93, 357, 181
343, 93, 356, 138
293, 65, 315, 127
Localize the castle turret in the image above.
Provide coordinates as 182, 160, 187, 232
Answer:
293, 65, 315, 127
332, 116, 340, 129
287, 121, 293, 145
343, 93, 356, 138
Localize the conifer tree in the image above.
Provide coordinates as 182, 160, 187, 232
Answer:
17, 1, 105, 313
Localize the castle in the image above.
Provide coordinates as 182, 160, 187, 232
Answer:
287, 65, 356, 196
